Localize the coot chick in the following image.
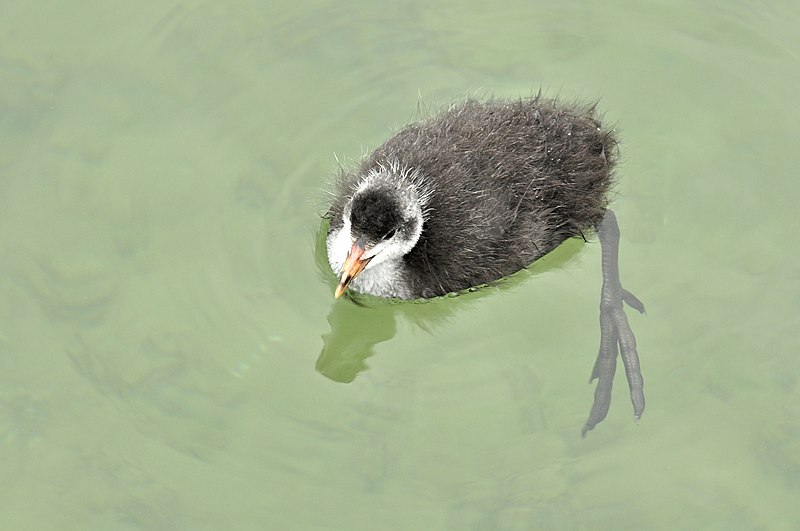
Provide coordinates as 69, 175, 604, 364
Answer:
325, 97, 644, 435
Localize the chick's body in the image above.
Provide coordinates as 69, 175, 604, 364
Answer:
327, 98, 618, 299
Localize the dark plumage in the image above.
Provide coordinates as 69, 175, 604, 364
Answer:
326, 97, 617, 299
350, 189, 402, 241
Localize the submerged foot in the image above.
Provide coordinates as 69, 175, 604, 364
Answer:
582, 209, 646, 437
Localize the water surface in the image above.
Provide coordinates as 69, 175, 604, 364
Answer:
2, 1, 799, 529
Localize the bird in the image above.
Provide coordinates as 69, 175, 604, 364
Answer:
324, 96, 644, 435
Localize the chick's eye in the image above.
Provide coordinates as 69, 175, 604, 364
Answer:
382, 229, 396, 240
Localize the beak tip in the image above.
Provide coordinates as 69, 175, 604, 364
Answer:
334, 283, 346, 299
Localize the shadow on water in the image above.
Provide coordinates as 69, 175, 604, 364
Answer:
313, 219, 585, 383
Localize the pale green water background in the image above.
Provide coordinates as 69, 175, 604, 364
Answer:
2, 1, 799, 529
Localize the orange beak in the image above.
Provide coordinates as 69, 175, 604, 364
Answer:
334, 238, 372, 299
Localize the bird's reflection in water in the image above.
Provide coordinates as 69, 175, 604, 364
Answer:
317, 297, 398, 383
317, 286, 488, 383
315, 221, 644, 436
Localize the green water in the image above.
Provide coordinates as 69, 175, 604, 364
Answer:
2, 1, 798, 529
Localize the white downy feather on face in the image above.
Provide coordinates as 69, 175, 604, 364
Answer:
326, 161, 430, 298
